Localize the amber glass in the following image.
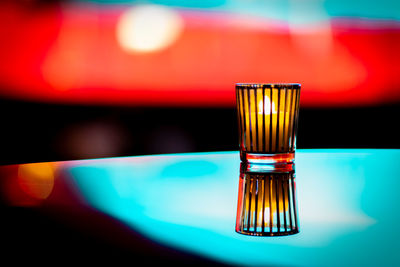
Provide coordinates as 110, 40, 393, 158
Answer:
235, 163, 299, 236
236, 83, 301, 164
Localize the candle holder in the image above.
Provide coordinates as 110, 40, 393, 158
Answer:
235, 163, 299, 236
236, 83, 301, 164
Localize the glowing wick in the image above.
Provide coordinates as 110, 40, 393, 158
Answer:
258, 96, 277, 115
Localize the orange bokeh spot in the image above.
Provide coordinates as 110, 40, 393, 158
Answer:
17, 163, 56, 200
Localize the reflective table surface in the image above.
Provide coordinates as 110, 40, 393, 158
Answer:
1, 149, 399, 266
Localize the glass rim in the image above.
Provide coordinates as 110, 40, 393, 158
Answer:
236, 83, 301, 90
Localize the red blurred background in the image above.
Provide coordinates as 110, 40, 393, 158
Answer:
0, 0, 399, 164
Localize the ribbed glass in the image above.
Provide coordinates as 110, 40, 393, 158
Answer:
235, 163, 299, 236
236, 83, 301, 164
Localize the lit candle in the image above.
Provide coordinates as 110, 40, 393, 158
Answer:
236, 84, 301, 164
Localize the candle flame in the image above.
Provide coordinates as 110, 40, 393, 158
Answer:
258, 96, 277, 115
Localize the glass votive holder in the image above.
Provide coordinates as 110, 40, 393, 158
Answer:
235, 163, 299, 236
236, 83, 301, 164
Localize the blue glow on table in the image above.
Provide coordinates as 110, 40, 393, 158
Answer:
67, 150, 400, 266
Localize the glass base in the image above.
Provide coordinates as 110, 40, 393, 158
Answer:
240, 151, 295, 165
235, 228, 299, 237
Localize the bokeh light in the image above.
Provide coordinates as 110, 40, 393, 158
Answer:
56, 120, 129, 159
17, 163, 55, 200
116, 5, 184, 53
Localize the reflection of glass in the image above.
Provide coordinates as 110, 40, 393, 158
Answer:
236, 83, 301, 164
236, 163, 299, 236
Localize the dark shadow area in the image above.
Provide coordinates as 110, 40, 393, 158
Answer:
297, 105, 400, 149
0, 205, 228, 265
0, 99, 399, 165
